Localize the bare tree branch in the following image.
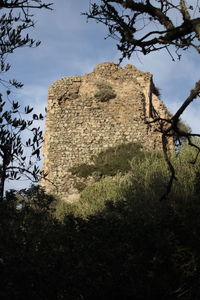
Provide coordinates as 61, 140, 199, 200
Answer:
146, 79, 200, 199
160, 133, 177, 201
85, 1, 200, 57
172, 81, 200, 126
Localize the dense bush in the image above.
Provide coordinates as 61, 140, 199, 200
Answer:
63, 144, 200, 219
1, 143, 200, 299
55, 176, 123, 219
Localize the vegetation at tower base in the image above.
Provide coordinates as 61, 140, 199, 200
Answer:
56, 141, 200, 219
1, 142, 200, 299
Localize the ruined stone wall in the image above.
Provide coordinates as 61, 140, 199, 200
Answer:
41, 62, 171, 201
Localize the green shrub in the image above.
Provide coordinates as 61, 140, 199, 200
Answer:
61, 143, 200, 219
54, 198, 78, 220
172, 142, 200, 200
58, 140, 200, 220
52, 144, 200, 299
3, 143, 200, 300
121, 143, 200, 206
54, 176, 123, 219
125, 152, 170, 204
78, 176, 123, 217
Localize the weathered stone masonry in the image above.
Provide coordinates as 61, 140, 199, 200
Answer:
41, 62, 171, 201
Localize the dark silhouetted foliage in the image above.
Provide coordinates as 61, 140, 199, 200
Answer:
0, 1, 52, 200
1, 159, 200, 300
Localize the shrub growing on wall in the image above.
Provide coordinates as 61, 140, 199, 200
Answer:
94, 81, 116, 102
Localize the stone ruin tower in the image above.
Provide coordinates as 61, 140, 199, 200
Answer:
41, 62, 171, 201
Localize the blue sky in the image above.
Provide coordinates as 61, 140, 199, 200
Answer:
4, 0, 200, 190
